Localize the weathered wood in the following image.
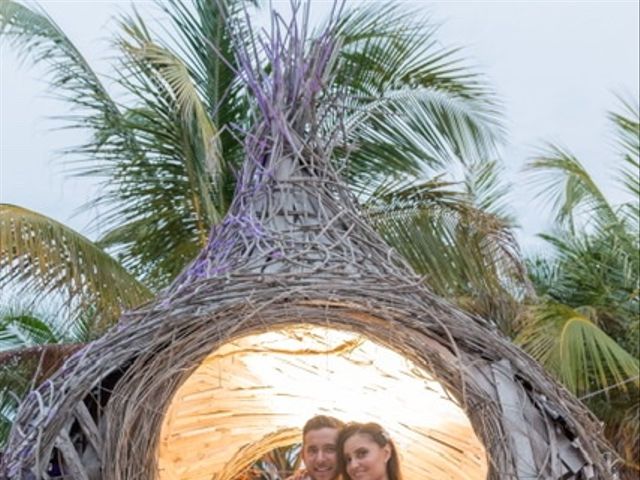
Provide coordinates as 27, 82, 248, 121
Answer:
557, 434, 588, 475
492, 359, 537, 478
54, 431, 89, 480
73, 402, 103, 463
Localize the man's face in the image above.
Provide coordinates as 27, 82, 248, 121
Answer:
301, 427, 339, 480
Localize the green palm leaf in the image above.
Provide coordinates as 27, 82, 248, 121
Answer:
118, 7, 227, 180
0, 204, 151, 329
331, 3, 503, 194
463, 159, 514, 220
92, 13, 226, 286
367, 176, 526, 329
83, 1, 253, 288
517, 302, 639, 396
610, 95, 640, 232
527, 146, 619, 232
0, 312, 59, 349
1, 0, 106, 105
524, 100, 639, 473
326, 4, 516, 325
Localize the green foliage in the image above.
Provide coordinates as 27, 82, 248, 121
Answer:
518, 302, 638, 395
521, 97, 640, 474
331, 3, 503, 195
0, 204, 152, 329
366, 160, 526, 331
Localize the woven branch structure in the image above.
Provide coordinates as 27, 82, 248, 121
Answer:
2, 4, 617, 479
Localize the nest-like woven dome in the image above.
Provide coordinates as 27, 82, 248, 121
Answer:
2, 4, 616, 480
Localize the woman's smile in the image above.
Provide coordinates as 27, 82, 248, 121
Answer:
343, 433, 391, 480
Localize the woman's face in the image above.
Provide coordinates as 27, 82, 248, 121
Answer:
342, 432, 391, 480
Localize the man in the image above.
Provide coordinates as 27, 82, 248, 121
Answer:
288, 415, 344, 480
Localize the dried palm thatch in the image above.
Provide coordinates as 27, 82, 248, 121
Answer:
1, 2, 617, 479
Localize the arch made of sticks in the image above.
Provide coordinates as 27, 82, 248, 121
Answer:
1, 2, 617, 479
4, 278, 612, 479
102, 290, 498, 479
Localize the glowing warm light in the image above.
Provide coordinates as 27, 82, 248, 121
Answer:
238, 329, 462, 445
158, 325, 487, 479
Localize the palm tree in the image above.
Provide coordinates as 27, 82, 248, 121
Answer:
519, 97, 640, 476
0, 0, 522, 448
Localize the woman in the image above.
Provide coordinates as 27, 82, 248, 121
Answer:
337, 422, 403, 480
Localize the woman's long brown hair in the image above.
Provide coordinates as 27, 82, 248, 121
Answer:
336, 422, 403, 480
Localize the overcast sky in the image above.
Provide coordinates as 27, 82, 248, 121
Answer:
1, 1, 638, 254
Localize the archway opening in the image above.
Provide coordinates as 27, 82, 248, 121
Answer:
158, 325, 488, 479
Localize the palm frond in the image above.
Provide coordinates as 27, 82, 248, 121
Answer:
526, 146, 620, 232
610, 95, 640, 233
329, 3, 503, 192
142, 44, 221, 162
610, 95, 640, 172
342, 88, 502, 194
0, 204, 152, 329
1, 1, 106, 106
463, 159, 514, 221
0, 311, 59, 350
153, 0, 255, 123
333, 3, 495, 100
367, 181, 527, 329
81, 2, 255, 289
534, 231, 638, 336
82, 15, 225, 288
525, 255, 561, 298
117, 12, 226, 220
517, 302, 639, 396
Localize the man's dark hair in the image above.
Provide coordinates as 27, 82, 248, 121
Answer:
302, 415, 344, 437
